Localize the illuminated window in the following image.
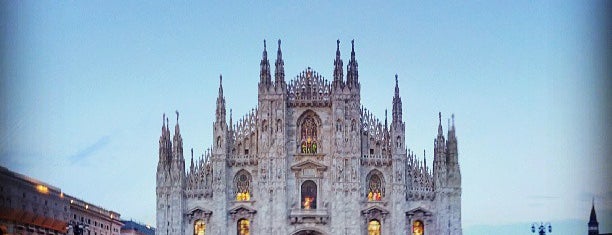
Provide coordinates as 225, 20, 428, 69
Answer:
300, 116, 318, 153
237, 219, 249, 235
412, 220, 424, 235
301, 180, 317, 209
368, 220, 381, 235
234, 170, 252, 201
194, 220, 205, 235
367, 171, 384, 201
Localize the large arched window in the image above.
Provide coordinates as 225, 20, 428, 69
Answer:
194, 220, 205, 235
368, 219, 381, 235
234, 170, 252, 201
412, 220, 424, 235
301, 180, 317, 209
237, 219, 250, 235
300, 116, 318, 153
368, 174, 382, 201
366, 171, 384, 201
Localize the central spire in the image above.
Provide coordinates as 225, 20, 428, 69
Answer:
346, 39, 359, 88
392, 74, 403, 125
333, 39, 344, 89
275, 39, 285, 87
259, 40, 272, 88
216, 74, 226, 124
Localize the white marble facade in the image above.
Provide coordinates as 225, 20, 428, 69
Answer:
156, 40, 462, 235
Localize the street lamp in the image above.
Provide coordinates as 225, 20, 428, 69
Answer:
531, 222, 552, 235
66, 221, 89, 235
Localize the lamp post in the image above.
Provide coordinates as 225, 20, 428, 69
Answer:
66, 221, 89, 235
531, 222, 552, 235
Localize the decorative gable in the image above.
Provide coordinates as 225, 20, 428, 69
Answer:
361, 205, 390, 222
290, 160, 328, 178
186, 207, 213, 223
228, 205, 257, 221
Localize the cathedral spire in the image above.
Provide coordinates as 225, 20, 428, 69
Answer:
190, 148, 194, 173
229, 109, 233, 131
434, 112, 446, 164
423, 149, 427, 170
259, 40, 272, 89
216, 75, 226, 125
392, 74, 403, 125
158, 113, 171, 165
175, 110, 180, 135
437, 112, 443, 137
275, 39, 285, 87
384, 109, 388, 130
589, 198, 599, 235
448, 114, 456, 141
172, 111, 184, 165
333, 39, 344, 89
346, 39, 359, 88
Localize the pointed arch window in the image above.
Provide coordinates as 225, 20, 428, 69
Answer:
301, 180, 317, 209
237, 219, 250, 235
367, 171, 384, 201
234, 170, 252, 201
412, 220, 424, 235
368, 219, 381, 235
367, 174, 382, 201
194, 220, 205, 235
300, 117, 318, 153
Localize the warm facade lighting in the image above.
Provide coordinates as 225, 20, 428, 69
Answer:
36, 185, 49, 194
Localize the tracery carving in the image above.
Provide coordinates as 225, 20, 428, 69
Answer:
366, 171, 384, 201
360, 108, 392, 166
287, 68, 331, 107
234, 170, 253, 201
186, 150, 213, 198
297, 111, 321, 154
405, 150, 434, 200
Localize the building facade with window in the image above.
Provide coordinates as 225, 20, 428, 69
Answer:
155, 40, 462, 235
0, 166, 123, 235
120, 220, 155, 235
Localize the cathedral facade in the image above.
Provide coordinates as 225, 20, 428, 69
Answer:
156, 40, 462, 235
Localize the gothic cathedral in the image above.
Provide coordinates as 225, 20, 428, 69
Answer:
156, 40, 462, 235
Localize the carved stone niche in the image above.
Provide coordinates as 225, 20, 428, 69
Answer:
406, 207, 433, 231
289, 159, 329, 225
186, 207, 213, 224
228, 205, 257, 221
361, 205, 389, 223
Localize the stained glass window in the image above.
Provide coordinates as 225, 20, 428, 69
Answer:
301, 180, 317, 209
235, 171, 251, 201
237, 219, 249, 235
367, 174, 383, 201
413, 220, 424, 235
300, 117, 318, 153
368, 220, 381, 235
194, 220, 205, 235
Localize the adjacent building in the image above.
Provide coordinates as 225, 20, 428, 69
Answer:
120, 220, 154, 235
156, 40, 463, 235
0, 166, 123, 235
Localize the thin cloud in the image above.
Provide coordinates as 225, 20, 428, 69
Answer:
69, 136, 111, 163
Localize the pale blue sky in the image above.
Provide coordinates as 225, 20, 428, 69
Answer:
0, 1, 609, 234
